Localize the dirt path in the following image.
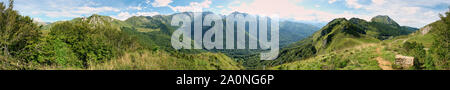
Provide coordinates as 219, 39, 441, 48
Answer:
375, 47, 394, 70
379, 36, 412, 70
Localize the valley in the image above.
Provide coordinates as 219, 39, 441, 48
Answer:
0, 0, 448, 70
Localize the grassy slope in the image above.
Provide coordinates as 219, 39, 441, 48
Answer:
271, 16, 426, 70
271, 20, 444, 70
89, 50, 244, 70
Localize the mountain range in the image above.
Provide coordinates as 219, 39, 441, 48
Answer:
2, 1, 448, 70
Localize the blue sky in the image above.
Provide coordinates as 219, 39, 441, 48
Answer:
1, 0, 449, 27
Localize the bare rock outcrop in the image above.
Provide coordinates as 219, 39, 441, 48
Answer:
421, 26, 432, 35
395, 55, 414, 69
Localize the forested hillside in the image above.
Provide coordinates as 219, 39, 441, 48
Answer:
0, 1, 244, 70
119, 12, 320, 69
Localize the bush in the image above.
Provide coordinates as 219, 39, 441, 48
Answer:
402, 41, 426, 69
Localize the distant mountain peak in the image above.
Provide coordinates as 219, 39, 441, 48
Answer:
80, 14, 118, 26
349, 18, 367, 23
371, 15, 400, 26
320, 18, 365, 36
230, 11, 249, 15
87, 14, 114, 19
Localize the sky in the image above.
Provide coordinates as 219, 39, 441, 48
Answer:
1, 0, 449, 28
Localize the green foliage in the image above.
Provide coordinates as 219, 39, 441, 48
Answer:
125, 16, 164, 29
0, 0, 41, 65
387, 8, 450, 70
352, 16, 418, 40
429, 8, 450, 69
371, 15, 400, 26
28, 37, 81, 67
272, 42, 317, 66
279, 21, 320, 47
402, 42, 426, 69
368, 22, 415, 39
1, 0, 442, 70
10, 14, 139, 68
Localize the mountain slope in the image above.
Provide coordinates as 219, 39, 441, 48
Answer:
371, 15, 400, 26
271, 11, 449, 70
268, 15, 418, 67
119, 12, 320, 69
279, 21, 320, 47
311, 18, 380, 53
268, 18, 380, 66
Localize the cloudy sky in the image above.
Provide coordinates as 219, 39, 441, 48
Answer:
1, 0, 449, 27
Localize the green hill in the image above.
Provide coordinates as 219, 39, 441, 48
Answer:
267, 15, 419, 67
311, 18, 380, 53
0, 2, 244, 70
4, 0, 445, 70
271, 10, 449, 70
383, 14, 449, 70
118, 12, 320, 69
267, 18, 379, 66
279, 21, 320, 47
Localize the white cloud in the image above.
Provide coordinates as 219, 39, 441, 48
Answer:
127, 6, 143, 10
7, 0, 449, 28
328, 0, 337, 4
112, 12, 160, 20
231, 1, 241, 5
37, 6, 120, 18
112, 12, 132, 21
151, 0, 173, 7
333, 0, 450, 27
371, 0, 385, 5
169, 0, 212, 12
222, 0, 367, 22
135, 12, 160, 16
345, 0, 362, 9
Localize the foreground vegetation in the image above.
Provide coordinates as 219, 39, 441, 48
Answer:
0, 1, 244, 70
